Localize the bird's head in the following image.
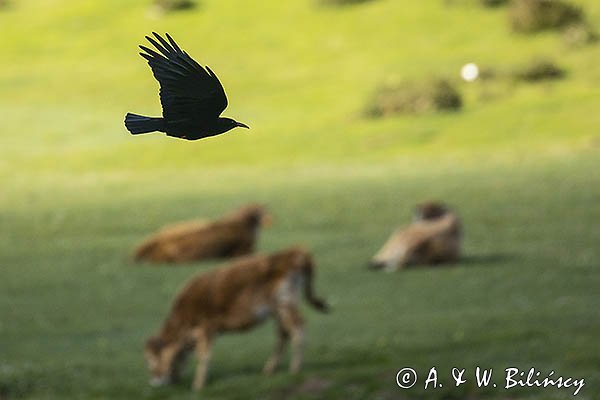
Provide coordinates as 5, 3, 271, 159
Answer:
215, 117, 250, 135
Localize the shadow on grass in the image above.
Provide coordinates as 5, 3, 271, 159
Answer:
459, 253, 517, 266
0, 377, 35, 400
365, 253, 517, 271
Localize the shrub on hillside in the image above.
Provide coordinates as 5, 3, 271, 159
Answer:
480, 0, 508, 7
153, 0, 196, 12
513, 59, 565, 82
318, 0, 376, 7
563, 23, 598, 47
365, 79, 462, 118
443, 0, 508, 8
509, 0, 583, 33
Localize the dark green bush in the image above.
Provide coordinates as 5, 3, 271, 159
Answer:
513, 59, 566, 82
365, 79, 462, 118
480, 0, 508, 7
509, 0, 583, 33
563, 23, 598, 47
154, 0, 196, 12
443, 0, 508, 8
318, 0, 375, 6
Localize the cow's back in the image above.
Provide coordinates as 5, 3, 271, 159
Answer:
169, 254, 285, 332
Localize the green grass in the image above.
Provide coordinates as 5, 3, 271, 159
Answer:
0, 0, 599, 399
1, 155, 599, 399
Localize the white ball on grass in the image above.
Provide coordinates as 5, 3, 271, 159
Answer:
461, 63, 479, 82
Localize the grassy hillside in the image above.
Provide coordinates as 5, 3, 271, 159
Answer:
0, 0, 599, 399
1, 0, 599, 173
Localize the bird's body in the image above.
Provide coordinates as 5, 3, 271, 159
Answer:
125, 32, 248, 140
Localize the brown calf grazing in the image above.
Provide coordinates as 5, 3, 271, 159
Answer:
144, 247, 329, 391
370, 202, 462, 271
133, 204, 271, 263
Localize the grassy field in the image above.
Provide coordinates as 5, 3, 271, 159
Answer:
1, 0, 599, 399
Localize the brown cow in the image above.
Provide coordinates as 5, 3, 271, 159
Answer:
144, 247, 329, 391
370, 202, 462, 271
133, 204, 271, 263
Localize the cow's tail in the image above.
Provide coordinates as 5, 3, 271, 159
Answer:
302, 261, 329, 313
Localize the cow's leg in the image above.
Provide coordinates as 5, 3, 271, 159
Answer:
390, 248, 412, 271
170, 346, 191, 383
192, 330, 213, 391
277, 305, 304, 374
263, 319, 289, 376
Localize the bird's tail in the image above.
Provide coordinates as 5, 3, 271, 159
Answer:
125, 113, 165, 134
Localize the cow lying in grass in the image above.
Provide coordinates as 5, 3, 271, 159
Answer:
144, 247, 329, 391
370, 202, 462, 271
133, 204, 271, 263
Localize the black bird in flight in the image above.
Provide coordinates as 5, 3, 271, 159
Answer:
125, 32, 249, 140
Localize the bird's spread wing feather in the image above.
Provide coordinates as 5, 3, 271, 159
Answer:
139, 32, 228, 125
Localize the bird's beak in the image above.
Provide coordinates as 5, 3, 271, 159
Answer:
236, 122, 250, 129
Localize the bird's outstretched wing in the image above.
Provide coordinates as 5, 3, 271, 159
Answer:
139, 32, 228, 126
